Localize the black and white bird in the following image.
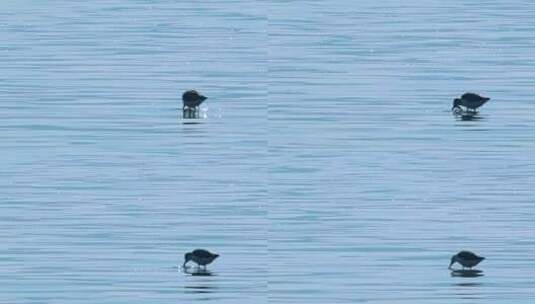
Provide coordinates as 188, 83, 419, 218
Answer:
182, 90, 207, 110
452, 93, 490, 112
449, 251, 485, 270
183, 249, 219, 269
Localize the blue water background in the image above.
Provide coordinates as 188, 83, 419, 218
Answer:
2, 1, 535, 303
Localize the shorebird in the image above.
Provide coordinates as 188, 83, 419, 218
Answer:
449, 251, 485, 270
182, 90, 207, 110
452, 93, 490, 112
183, 249, 219, 269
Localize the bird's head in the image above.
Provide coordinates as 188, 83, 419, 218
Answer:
452, 98, 462, 110
183, 252, 193, 268
448, 255, 457, 269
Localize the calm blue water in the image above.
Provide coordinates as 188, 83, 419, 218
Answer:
2, 1, 535, 303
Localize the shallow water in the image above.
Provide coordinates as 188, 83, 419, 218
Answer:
2, 1, 535, 303
269, 1, 535, 303
1, 2, 266, 303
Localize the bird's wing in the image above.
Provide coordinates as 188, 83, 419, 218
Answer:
192, 249, 213, 258
461, 93, 482, 101
457, 251, 479, 259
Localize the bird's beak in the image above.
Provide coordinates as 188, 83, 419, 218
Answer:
201, 95, 207, 101
448, 259, 454, 269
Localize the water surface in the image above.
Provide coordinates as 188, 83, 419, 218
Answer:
1, 2, 266, 303
2, 1, 535, 303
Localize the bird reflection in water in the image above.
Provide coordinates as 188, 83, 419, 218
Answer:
450, 269, 484, 278
183, 108, 200, 119
182, 267, 217, 296
183, 266, 214, 276
182, 108, 206, 125
184, 284, 217, 294
452, 108, 485, 121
